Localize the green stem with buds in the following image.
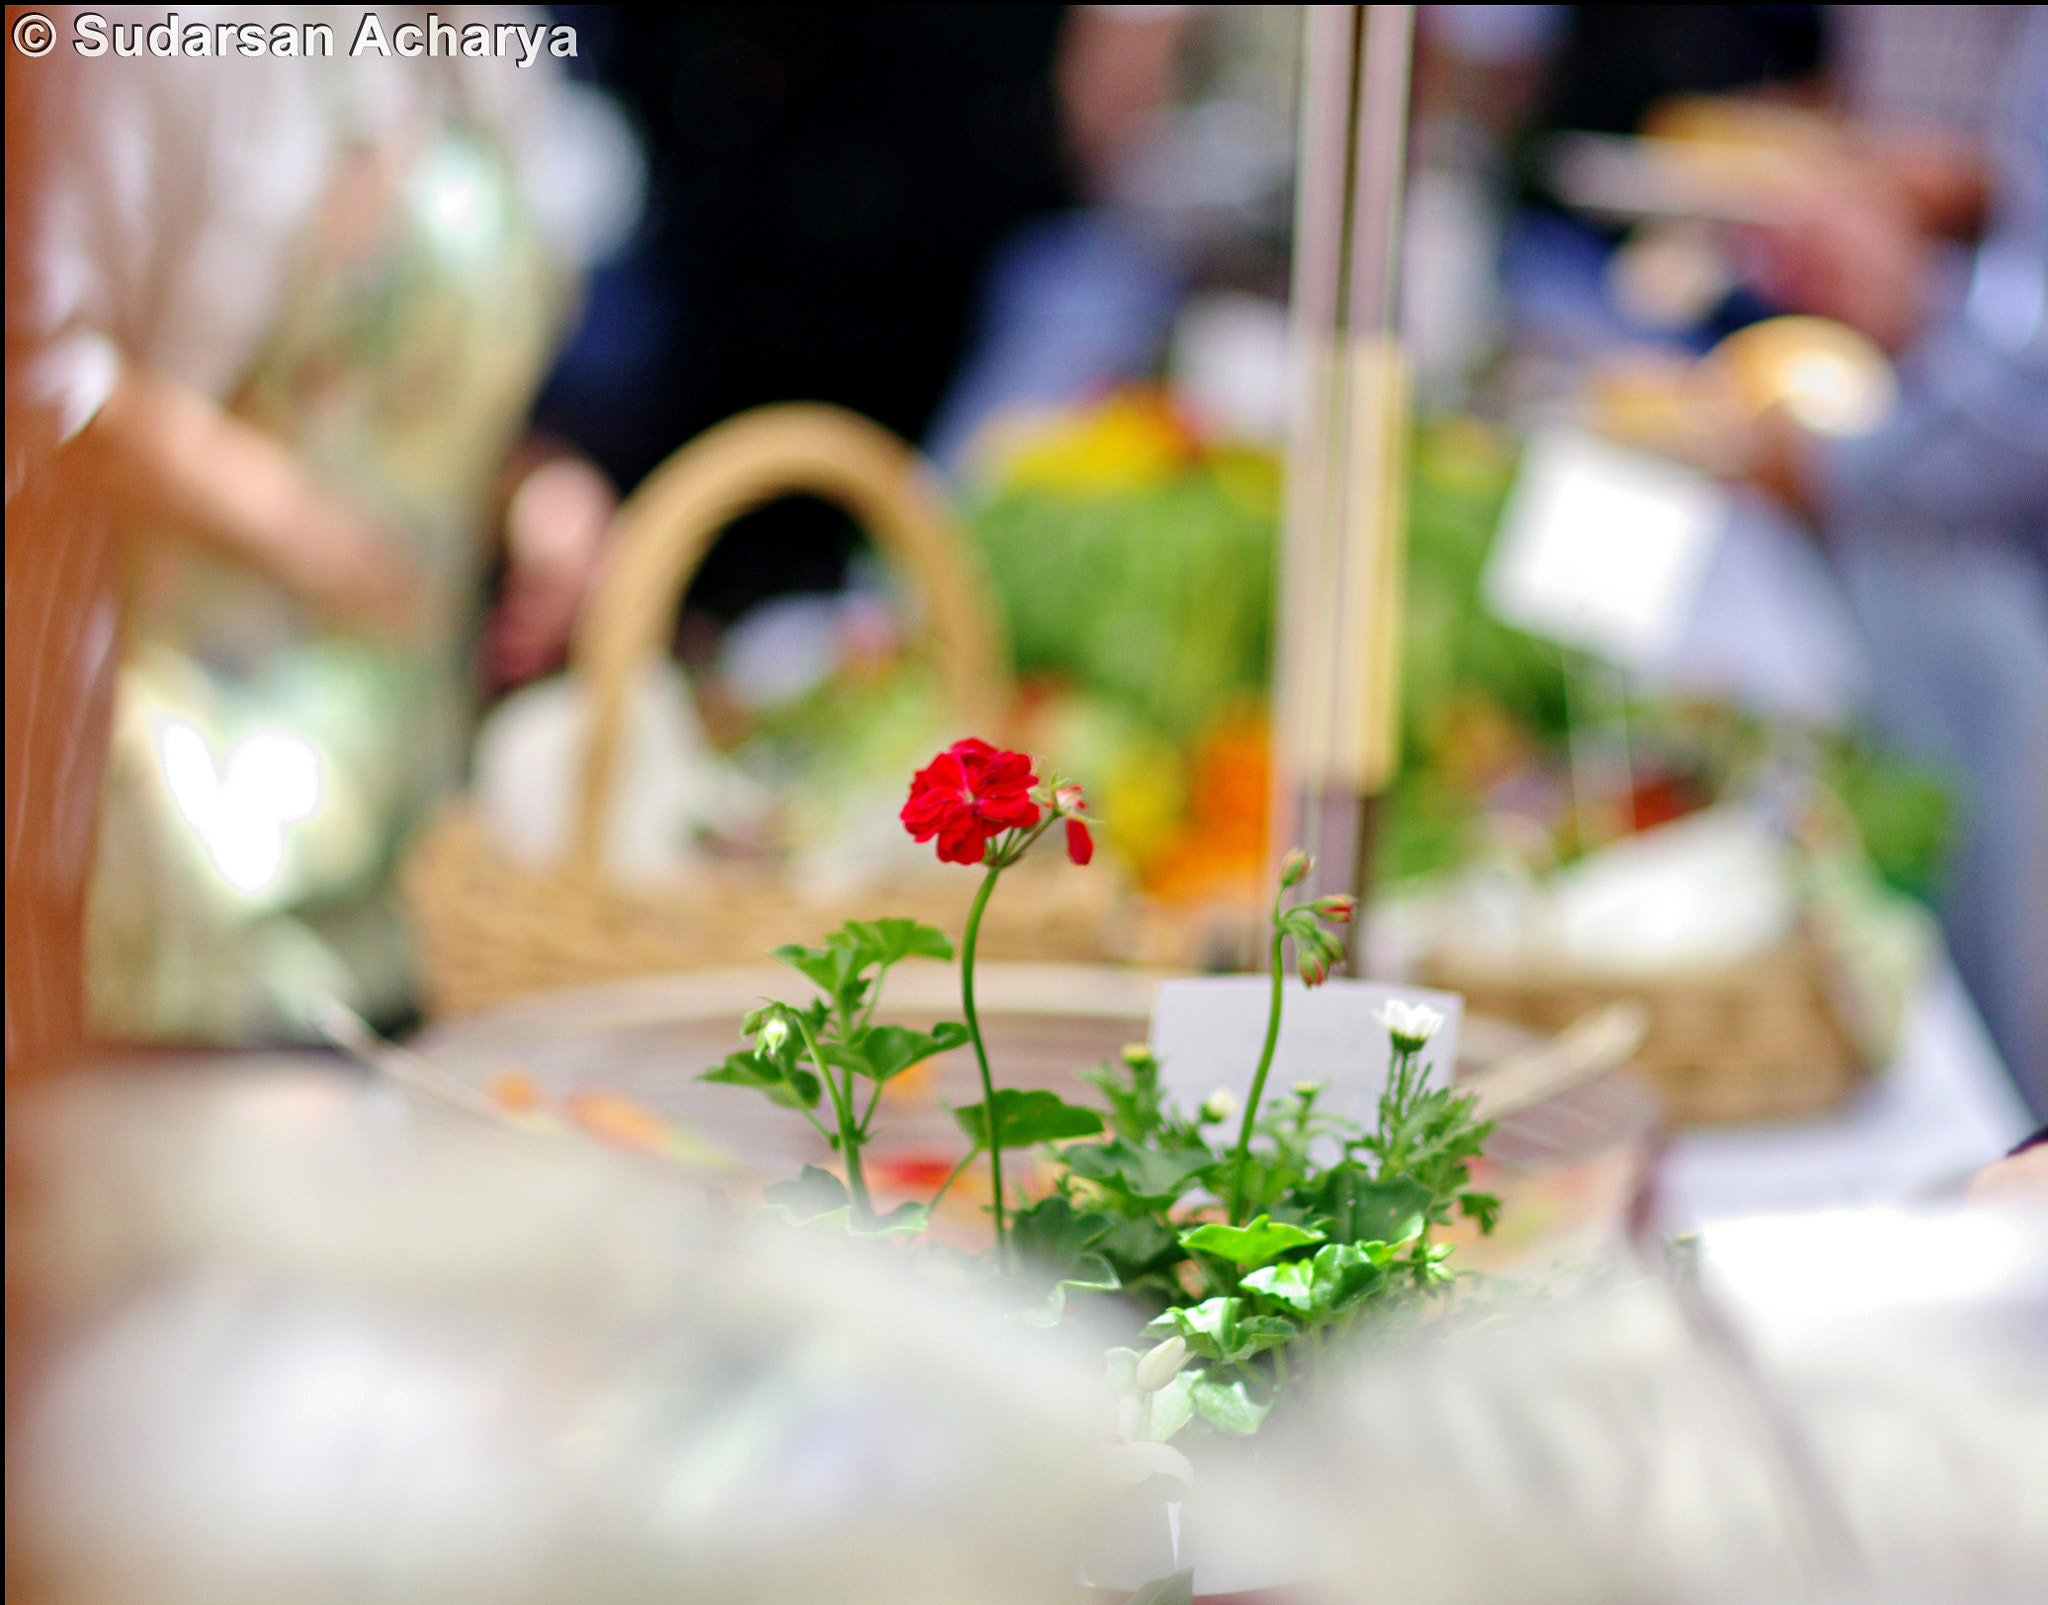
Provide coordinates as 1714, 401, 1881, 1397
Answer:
1229, 886, 1290, 1224
960, 862, 1007, 1266
794, 1011, 874, 1224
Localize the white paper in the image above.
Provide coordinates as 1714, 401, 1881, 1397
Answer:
1148, 977, 1464, 1127
1483, 426, 1727, 673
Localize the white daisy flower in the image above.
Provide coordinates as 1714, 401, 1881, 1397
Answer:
1375, 999, 1445, 1054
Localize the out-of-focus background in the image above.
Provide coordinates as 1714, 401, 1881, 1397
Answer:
12, 2, 2041, 1134
7, 6, 2048, 1601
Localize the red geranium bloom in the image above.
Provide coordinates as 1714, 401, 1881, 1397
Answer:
901, 739, 1041, 865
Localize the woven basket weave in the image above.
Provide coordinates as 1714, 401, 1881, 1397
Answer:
1420, 926, 1868, 1125
405, 404, 1118, 1020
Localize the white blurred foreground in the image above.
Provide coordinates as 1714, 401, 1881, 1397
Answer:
8, 1063, 2045, 1604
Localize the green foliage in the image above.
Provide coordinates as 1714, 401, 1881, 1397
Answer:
954, 1088, 1106, 1150
1010, 1195, 1113, 1277
702, 1045, 822, 1112
970, 463, 1276, 744
1310, 1169, 1433, 1247
708, 859, 1499, 1446
1179, 1215, 1325, 1268
703, 918, 966, 1227
1830, 738, 1955, 900
1188, 1374, 1269, 1436
764, 1165, 848, 1223
1146, 1297, 1297, 1366
1064, 1137, 1219, 1209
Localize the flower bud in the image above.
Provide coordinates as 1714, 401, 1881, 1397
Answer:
1279, 849, 1311, 888
1374, 998, 1445, 1054
1121, 1043, 1158, 1071
1298, 950, 1329, 988
1200, 1089, 1239, 1124
1134, 1335, 1189, 1394
1065, 816, 1095, 866
1292, 1080, 1323, 1101
756, 1014, 791, 1054
1056, 783, 1085, 813
1312, 894, 1356, 924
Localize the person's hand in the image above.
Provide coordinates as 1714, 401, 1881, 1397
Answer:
86, 364, 419, 636
1733, 175, 1933, 354
1968, 1137, 2048, 1204
483, 454, 615, 690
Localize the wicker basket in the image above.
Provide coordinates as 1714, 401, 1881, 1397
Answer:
405, 404, 1119, 1019
1420, 926, 1869, 1125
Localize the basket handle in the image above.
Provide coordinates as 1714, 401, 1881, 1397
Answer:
565, 403, 1012, 872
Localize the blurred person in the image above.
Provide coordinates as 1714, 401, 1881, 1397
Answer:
10, 7, 639, 1042
925, 5, 1306, 473
1734, 7, 2048, 1113
531, 6, 1079, 627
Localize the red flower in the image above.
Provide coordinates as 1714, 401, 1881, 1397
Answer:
901, 739, 1041, 865
1065, 817, 1094, 866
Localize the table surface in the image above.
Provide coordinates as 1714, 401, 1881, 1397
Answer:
1654, 957, 2033, 1232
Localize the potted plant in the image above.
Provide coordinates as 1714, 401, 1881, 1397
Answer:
702, 739, 1498, 1601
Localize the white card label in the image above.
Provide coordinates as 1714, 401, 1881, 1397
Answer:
1483, 426, 1727, 673
1148, 977, 1464, 1127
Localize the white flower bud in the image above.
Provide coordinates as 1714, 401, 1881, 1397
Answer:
756, 1015, 791, 1054
1200, 1089, 1238, 1124
1134, 1335, 1189, 1394
1374, 999, 1445, 1053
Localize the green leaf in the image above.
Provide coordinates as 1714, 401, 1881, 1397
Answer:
954, 1088, 1105, 1150
701, 1049, 821, 1111
1010, 1195, 1113, 1277
1314, 1168, 1432, 1246
772, 941, 857, 997
1125, 1571, 1193, 1605
1239, 1257, 1318, 1312
1189, 1374, 1270, 1436
838, 917, 954, 967
1095, 1215, 1183, 1279
763, 1165, 849, 1223
857, 1201, 931, 1237
1013, 1252, 1119, 1328
1242, 1242, 1388, 1318
1459, 1189, 1502, 1234
1144, 1297, 1295, 1364
850, 1023, 964, 1082
1144, 1369, 1197, 1443
1063, 1139, 1215, 1205
1061, 1251, 1120, 1292
819, 1040, 876, 1081
1179, 1214, 1325, 1268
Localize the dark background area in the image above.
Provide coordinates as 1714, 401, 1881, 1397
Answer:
535, 5, 1076, 622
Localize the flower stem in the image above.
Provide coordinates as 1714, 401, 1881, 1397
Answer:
960, 863, 1007, 1267
925, 1143, 982, 1213
1229, 915, 1289, 1224
795, 1012, 873, 1223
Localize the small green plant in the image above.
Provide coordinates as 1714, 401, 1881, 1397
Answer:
702, 738, 1497, 1443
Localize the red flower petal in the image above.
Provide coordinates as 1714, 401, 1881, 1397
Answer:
901, 739, 1041, 864
1065, 817, 1094, 866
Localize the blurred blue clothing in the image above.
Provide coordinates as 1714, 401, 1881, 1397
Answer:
924, 211, 1184, 477
1822, 9, 2048, 1113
